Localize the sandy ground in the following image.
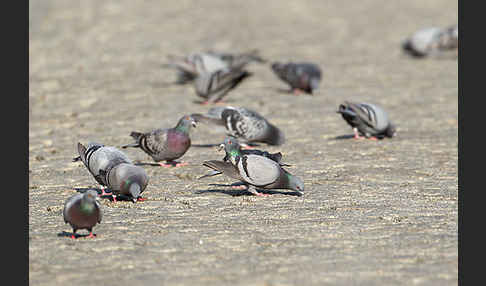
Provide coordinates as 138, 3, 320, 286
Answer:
29, 0, 458, 285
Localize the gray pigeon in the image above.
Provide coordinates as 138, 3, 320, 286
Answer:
271, 62, 322, 94
402, 25, 458, 58
203, 153, 304, 196
63, 189, 102, 239
164, 50, 265, 84
74, 142, 149, 202
191, 106, 285, 146
194, 64, 252, 104
337, 101, 396, 140
199, 137, 290, 180
122, 115, 197, 167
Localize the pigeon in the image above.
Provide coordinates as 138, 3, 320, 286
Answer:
337, 101, 396, 140
74, 142, 149, 202
122, 115, 197, 167
63, 189, 102, 239
271, 62, 322, 95
206, 49, 266, 67
164, 50, 265, 84
194, 63, 252, 104
402, 25, 458, 58
191, 106, 285, 146
202, 153, 304, 196
199, 137, 290, 180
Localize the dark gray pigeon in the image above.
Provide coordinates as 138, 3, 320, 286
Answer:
337, 101, 396, 140
164, 50, 265, 85
122, 115, 197, 167
402, 25, 458, 58
271, 62, 322, 94
74, 142, 149, 202
194, 64, 252, 104
191, 106, 285, 146
199, 137, 290, 180
203, 152, 304, 196
63, 189, 102, 239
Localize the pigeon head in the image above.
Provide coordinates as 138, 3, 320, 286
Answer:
117, 165, 149, 203
80, 189, 99, 214
309, 77, 320, 93
219, 137, 242, 158
287, 173, 304, 195
83, 189, 99, 202
175, 115, 197, 133
337, 104, 355, 119
271, 62, 286, 77
385, 123, 397, 138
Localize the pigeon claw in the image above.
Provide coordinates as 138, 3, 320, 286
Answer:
254, 192, 272, 197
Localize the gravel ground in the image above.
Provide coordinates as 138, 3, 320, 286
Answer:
29, 0, 458, 285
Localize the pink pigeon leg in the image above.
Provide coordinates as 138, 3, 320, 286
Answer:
159, 161, 188, 167
353, 128, 364, 139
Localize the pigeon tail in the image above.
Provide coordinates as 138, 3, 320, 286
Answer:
121, 132, 144, 148
264, 125, 286, 146
190, 113, 225, 126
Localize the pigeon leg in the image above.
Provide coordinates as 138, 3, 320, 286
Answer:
87, 229, 96, 238
247, 185, 271, 197
368, 136, 378, 141
70, 229, 77, 239
292, 88, 304, 95
160, 161, 188, 167
99, 186, 111, 197
137, 197, 147, 202
353, 128, 364, 139
230, 182, 248, 190
240, 143, 256, 150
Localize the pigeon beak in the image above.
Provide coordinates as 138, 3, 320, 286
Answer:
191, 121, 197, 128
132, 197, 138, 203
217, 143, 225, 151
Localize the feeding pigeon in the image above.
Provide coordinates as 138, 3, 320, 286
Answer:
164, 50, 265, 84
74, 142, 149, 202
194, 64, 252, 104
199, 137, 290, 180
202, 152, 304, 196
271, 61, 322, 95
122, 115, 197, 167
337, 101, 396, 140
191, 106, 285, 147
63, 189, 102, 239
402, 25, 458, 58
